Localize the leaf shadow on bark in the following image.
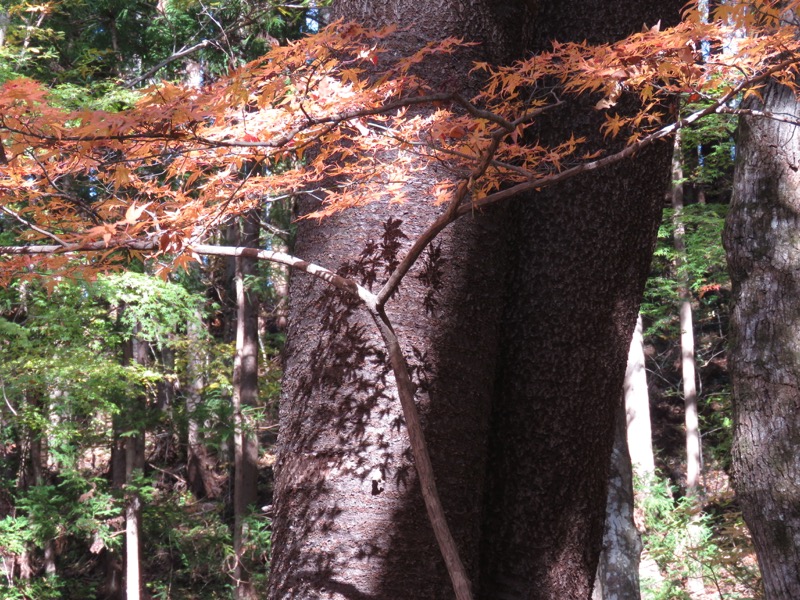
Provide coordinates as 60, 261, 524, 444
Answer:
268, 200, 508, 599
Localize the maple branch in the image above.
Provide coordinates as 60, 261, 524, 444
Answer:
0, 206, 69, 247
0, 240, 159, 254
26, 151, 102, 223
716, 105, 800, 126
126, 40, 213, 88
376, 113, 509, 306
459, 56, 800, 215
189, 244, 378, 310
370, 308, 473, 600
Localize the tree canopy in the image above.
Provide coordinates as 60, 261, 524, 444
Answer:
2, 1, 800, 284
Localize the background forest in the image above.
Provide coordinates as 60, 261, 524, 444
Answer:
0, 0, 797, 599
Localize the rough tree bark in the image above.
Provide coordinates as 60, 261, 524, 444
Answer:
724, 81, 800, 600
267, 2, 533, 598
476, 2, 680, 598
268, 1, 680, 599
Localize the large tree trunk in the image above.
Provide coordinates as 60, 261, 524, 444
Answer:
269, 1, 679, 599
724, 81, 800, 600
476, 2, 679, 598
267, 3, 532, 599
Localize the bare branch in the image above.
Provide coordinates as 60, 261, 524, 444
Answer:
370, 307, 473, 600
1, 380, 18, 417
126, 40, 213, 88
1, 206, 69, 246
716, 105, 800, 126
189, 244, 378, 310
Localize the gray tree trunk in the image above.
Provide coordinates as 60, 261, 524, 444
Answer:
671, 132, 702, 496
625, 313, 655, 479
724, 81, 800, 600
233, 211, 261, 600
593, 402, 641, 600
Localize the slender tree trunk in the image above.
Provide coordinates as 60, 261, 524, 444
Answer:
593, 402, 641, 600
232, 211, 261, 600
30, 428, 56, 577
124, 336, 147, 600
0, 9, 8, 48
672, 132, 702, 496
625, 313, 655, 479
724, 81, 800, 600
185, 312, 223, 499
671, 130, 706, 599
105, 415, 126, 599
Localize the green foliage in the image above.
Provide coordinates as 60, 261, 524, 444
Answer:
0, 0, 315, 87
142, 491, 235, 599
680, 99, 737, 201
94, 272, 204, 347
239, 510, 272, 592
0, 576, 64, 600
638, 475, 761, 600
700, 390, 734, 471
639, 477, 708, 600
643, 203, 729, 338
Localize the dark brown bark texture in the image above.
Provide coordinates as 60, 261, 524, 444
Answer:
269, 1, 679, 599
267, 3, 524, 597
269, 199, 508, 600
477, 2, 678, 598
724, 82, 800, 600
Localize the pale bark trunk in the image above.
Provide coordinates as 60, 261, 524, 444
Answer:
124, 336, 147, 600
672, 132, 702, 496
233, 211, 261, 600
124, 495, 141, 600
0, 10, 8, 48
593, 403, 641, 600
724, 81, 800, 600
622, 314, 664, 589
625, 313, 655, 479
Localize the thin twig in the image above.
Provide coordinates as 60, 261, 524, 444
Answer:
1, 206, 69, 246
1, 381, 18, 417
